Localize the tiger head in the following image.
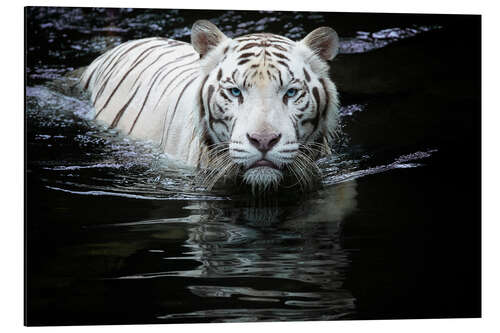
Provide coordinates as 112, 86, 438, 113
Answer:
192, 20, 340, 193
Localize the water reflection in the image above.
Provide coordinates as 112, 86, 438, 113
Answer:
92, 181, 358, 321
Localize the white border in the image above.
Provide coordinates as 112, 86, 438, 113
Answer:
16, 0, 488, 14
4, 0, 500, 332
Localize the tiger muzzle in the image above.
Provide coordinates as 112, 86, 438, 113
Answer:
248, 159, 280, 170
246, 132, 282, 153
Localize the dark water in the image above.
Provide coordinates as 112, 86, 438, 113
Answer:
25, 7, 481, 326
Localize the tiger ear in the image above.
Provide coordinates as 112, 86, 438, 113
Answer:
301, 27, 339, 61
191, 20, 228, 57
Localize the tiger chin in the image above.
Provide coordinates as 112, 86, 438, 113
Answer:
80, 20, 340, 195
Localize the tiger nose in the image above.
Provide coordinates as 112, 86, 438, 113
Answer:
246, 132, 282, 153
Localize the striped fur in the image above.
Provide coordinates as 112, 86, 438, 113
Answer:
81, 21, 340, 192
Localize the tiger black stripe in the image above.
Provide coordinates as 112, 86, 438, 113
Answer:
131, 52, 194, 89
272, 52, 290, 61
213, 119, 230, 134
266, 70, 272, 80
129, 49, 177, 89
292, 118, 300, 139
283, 93, 289, 105
109, 83, 142, 128
298, 100, 310, 112
242, 63, 258, 81
296, 89, 306, 99
157, 56, 198, 86
152, 61, 199, 107
163, 75, 199, 135
206, 85, 229, 140
123, 54, 195, 121
123, 59, 177, 120
312, 87, 321, 113
302, 86, 322, 140
94, 43, 140, 101
238, 59, 251, 65
198, 74, 210, 121
303, 68, 311, 82
82, 63, 99, 90
219, 90, 230, 102
229, 118, 237, 137
319, 78, 329, 118
92, 41, 132, 84
216, 103, 225, 113
207, 85, 215, 107
302, 112, 320, 142
159, 68, 197, 110
95, 39, 152, 96
270, 44, 288, 52
207, 107, 224, 143
156, 66, 198, 108
130, 44, 164, 67
212, 109, 230, 132
238, 52, 255, 59
277, 60, 294, 79
239, 43, 261, 51
127, 53, 199, 133
80, 51, 109, 89
98, 46, 173, 115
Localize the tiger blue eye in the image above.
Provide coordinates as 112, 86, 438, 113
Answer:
286, 88, 298, 97
230, 87, 241, 97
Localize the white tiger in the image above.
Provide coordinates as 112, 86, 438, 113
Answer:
80, 20, 340, 192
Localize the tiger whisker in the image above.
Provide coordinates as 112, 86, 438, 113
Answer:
291, 151, 321, 190
196, 147, 242, 190
204, 158, 239, 190
284, 163, 305, 191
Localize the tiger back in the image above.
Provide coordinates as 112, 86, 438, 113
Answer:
80, 37, 206, 165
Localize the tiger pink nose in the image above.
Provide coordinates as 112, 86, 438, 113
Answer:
246, 132, 282, 153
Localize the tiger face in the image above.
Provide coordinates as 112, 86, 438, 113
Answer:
192, 21, 340, 192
